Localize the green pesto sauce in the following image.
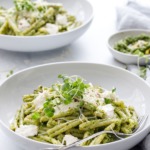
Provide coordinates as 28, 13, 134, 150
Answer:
114, 34, 150, 56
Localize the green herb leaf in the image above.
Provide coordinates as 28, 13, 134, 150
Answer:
43, 101, 49, 108
32, 112, 40, 120
104, 98, 111, 104
44, 107, 55, 117
58, 74, 89, 105
79, 101, 84, 107
43, 98, 55, 117
64, 99, 72, 105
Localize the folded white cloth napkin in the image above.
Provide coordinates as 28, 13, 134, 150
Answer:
116, 0, 150, 30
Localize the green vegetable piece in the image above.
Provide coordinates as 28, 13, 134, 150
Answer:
104, 98, 111, 104
44, 107, 55, 117
32, 112, 40, 120
132, 50, 144, 57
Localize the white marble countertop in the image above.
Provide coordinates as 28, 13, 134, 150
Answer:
0, 0, 145, 149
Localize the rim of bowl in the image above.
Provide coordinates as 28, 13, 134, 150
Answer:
107, 29, 150, 58
0, 61, 150, 148
0, 0, 94, 39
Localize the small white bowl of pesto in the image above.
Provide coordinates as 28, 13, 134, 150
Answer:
0, 0, 93, 52
108, 29, 150, 65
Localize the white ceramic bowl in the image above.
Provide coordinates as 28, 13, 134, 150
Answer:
0, 0, 93, 52
0, 62, 150, 150
108, 29, 150, 65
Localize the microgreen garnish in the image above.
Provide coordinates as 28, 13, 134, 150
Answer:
104, 98, 111, 104
79, 101, 84, 107
112, 87, 116, 93
43, 75, 88, 117
44, 107, 55, 117
58, 74, 89, 105
43, 98, 55, 117
32, 112, 40, 120
43, 100, 50, 108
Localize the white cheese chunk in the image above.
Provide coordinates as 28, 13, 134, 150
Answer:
18, 18, 30, 31
62, 135, 78, 146
15, 125, 38, 137
128, 40, 148, 50
45, 23, 59, 34
54, 102, 79, 115
56, 14, 68, 26
83, 87, 103, 106
33, 90, 51, 109
98, 104, 115, 118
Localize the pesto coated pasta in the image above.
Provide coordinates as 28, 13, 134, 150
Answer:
114, 34, 150, 56
10, 75, 138, 146
0, 0, 81, 36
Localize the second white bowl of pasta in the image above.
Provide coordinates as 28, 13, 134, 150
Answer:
0, 0, 93, 52
0, 62, 149, 150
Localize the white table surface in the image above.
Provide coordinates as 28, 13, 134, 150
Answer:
0, 0, 142, 149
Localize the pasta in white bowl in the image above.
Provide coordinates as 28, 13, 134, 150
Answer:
0, 0, 81, 36
0, 0, 93, 52
10, 74, 138, 145
0, 62, 149, 150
